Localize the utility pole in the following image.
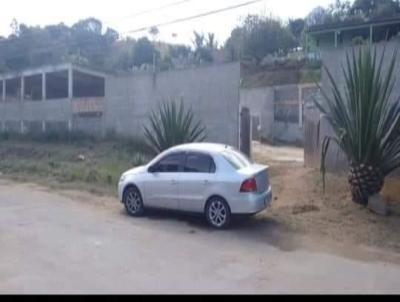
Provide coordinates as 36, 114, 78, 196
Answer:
149, 26, 160, 73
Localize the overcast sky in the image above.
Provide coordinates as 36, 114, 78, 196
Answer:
0, 0, 334, 45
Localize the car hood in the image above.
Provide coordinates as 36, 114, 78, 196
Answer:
124, 165, 147, 176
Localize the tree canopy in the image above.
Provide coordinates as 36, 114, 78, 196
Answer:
225, 15, 297, 63
306, 0, 400, 27
0, 18, 192, 73
1, 0, 400, 73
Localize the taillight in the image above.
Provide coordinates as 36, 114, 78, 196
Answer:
240, 177, 257, 193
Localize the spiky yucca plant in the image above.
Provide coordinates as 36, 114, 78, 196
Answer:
316, 46, 400, 205
143, 99, 207, 154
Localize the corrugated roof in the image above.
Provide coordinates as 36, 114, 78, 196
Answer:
307, 15, 400, 34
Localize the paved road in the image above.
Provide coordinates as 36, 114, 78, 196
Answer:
0, 180, 399, 294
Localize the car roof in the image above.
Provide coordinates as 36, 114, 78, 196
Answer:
168, 143, 234, 154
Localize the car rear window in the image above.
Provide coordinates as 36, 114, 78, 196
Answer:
184, 153, 216, 173
222, 149, 253, 170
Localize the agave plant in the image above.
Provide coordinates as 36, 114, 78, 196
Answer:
143, 99, 207, 154
315, 46, 400, 205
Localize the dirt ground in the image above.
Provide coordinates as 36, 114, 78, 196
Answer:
0, 139, 399, 256
253, 142, 400, 254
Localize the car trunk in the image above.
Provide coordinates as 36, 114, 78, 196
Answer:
239, 164, 270, 194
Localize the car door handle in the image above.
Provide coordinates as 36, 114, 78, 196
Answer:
203, 180, 210, 186
171, 180, 178, 185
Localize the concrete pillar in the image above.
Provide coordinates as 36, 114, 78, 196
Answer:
305, 33, 309, 54
68, 67, 73, 99
1, 80, 5, 101
20, 120, 24, 134
334, 31, 338, 48
370, 26, 373, 45
21, 77, 25, 101
42, 120, 46, 133
299, 86, 303, 128
42, 73, 46, 101
68, 119, 72, 132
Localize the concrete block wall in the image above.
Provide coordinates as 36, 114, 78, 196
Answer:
240, 83, 316, 145
105, 62, 241, 147
0, 63, 241, 147
0, 98, 72, 134
305, 40, 400, 171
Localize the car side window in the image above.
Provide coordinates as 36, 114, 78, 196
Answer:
154, 153, 183, 173
184, 152, 216, 174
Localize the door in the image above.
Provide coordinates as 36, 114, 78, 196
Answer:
145, 152, 184, 210
240, 107, 252, 158
179, 152, 217, 213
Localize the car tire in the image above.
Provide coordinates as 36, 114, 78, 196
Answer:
205, 197, 231, 229
123, 186, 145, 217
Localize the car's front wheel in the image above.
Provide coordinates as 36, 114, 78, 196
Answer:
205, 197, 231, 229
123, 186, 145, 217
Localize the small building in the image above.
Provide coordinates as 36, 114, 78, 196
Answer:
306, 15, 400, 54
0, 62, 242, 150
0, 63, 106, 134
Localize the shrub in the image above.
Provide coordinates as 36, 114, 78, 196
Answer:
143, 99, 207, 154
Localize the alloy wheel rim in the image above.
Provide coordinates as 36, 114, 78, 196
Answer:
126, 191, 141, 213
209, 200, 227, 227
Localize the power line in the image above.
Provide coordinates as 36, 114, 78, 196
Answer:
0, 1, 192, 47
125, 0, 264, 34
0, 0, 265, 62
105, 0, 191, 23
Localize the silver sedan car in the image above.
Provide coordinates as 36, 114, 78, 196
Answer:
118, 143, 272, 229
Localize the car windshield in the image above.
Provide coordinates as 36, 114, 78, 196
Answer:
222, 149, 253, 170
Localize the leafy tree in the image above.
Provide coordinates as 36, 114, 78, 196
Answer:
132, 37, 159, 67
206, 33, 217, 49
306, 7, 329, 26
0, 18, 119, 71
235, 15, 297, 63
224, 27, 245, 61
192, 31, 214, 64
306, 1, 353, 26
307, 0, 400, 26
224, 15, 297, 63
351, 0, 400, 19
288, 18, 306, 42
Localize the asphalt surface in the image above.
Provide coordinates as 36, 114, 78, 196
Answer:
0, 180, 399, 294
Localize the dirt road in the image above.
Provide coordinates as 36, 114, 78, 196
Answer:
0, 180, 399, 294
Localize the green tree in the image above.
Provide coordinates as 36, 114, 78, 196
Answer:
288, 18, 306, 42
351, 0, 400, 19
132, 37, 159, 67
192, 31, 214, 64
225, 15, 298, 63
238, 15, 297, 63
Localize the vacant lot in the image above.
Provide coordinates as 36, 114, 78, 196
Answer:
0, 138, 399, 255
0, 137, 150, 196
253, 142, 400, 255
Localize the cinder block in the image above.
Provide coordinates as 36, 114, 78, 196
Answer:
368, 194, 389, 216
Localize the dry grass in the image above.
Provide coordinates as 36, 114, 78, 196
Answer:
254, 144, 400, 254
0, 138, 151, 196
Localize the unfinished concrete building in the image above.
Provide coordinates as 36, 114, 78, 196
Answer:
0, 62, 242, 148
0, 63, 106, 135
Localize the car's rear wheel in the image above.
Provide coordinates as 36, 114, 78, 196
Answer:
205, 197, 231, 229
123, 186, 144, 217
